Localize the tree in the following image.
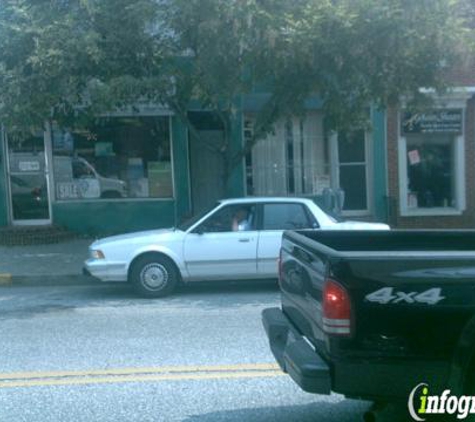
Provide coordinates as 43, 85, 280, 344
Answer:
0, 0, 472, 185
0, 0, 162, 130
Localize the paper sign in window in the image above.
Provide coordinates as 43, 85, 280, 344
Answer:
408, 149, 421, 165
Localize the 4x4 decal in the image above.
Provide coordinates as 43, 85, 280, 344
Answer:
365, 287, 445, 305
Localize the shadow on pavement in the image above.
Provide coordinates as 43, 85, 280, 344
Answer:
76, 278, 279, 301
182, 400, 373, 422
0, 279, 281, 319
177, 279, 279, 296
88, 279, 280, 310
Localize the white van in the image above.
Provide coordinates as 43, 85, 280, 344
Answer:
55, 156, 127, 199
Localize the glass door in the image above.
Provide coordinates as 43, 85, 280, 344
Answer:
336, 130, 370, 214
6, 133, 51, 224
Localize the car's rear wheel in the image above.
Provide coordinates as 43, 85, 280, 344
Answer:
130, 254, 178, 298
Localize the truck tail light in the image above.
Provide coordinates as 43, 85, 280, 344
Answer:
323, 278, 351, 336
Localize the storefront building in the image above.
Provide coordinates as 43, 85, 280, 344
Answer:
0, 109, 190, 235
0, 101, 388, 235
386, 87, 475, 228
242, 104, 388, 221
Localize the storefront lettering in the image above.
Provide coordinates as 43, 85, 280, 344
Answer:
18, 161, 40, 172
402, 109, 463, 134
56, 180, 101, 199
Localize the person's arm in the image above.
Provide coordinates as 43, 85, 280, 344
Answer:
238, 219, 250, 231
232, 217, 239, 231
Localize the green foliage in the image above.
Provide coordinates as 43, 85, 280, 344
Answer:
0, 0, 472, 174
0, 0, 160, 132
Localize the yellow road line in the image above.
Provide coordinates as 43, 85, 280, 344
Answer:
0, 370, 284, 389
0, 363, 280, 381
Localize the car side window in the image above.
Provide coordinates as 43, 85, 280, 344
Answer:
195, 204, 256, 233
262, 203, 313, 230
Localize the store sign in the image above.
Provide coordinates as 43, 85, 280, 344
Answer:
19, 161, 41, 172
56, 180, 101, 199
402, 109, 463, 134
314, 175, 331, 195
57, 182, 80, 199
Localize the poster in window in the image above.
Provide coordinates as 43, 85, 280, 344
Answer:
56, 180, 100, 199
53, 156, 73, 182
78, 179, 101, 198
314, 175, 331, 195
127, 158, 145, 180
408, 149, 421, 165
95, 142, 114, 157
18, 161, 40, 172
148, 162, 173, 197
57, 182, 80, 199
53, 130, 74, 152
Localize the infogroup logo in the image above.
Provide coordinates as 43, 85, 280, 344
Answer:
408, 383, 475, 420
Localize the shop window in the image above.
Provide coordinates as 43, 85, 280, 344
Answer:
52, 116, 173, 200
406, 135, 454, 208
245, 112, 328, 196
399, 108, 465, 216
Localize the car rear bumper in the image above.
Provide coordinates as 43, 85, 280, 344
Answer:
262, 307, 331, 395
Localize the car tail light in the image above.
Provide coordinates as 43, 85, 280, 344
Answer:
323, 278, 351, 336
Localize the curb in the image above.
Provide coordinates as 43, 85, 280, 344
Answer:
0, 274, 98, 287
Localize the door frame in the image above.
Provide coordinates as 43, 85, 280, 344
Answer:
329, 130, 372, 217
4, 128, 53, 225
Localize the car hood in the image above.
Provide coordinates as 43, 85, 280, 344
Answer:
330, 221, 390, 230
91, 228, 184, 249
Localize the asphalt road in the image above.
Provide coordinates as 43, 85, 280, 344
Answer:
0, 282, 372, 422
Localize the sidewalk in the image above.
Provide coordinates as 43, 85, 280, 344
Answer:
0, 238, 97, 287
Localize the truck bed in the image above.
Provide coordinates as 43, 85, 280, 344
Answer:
270, 230, 475, 400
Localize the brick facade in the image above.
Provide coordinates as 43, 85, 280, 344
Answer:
386, 96, 475, 228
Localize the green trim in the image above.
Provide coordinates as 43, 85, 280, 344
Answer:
53, 200, 176, 235
171, 116, 191, 219
226, 105, 245, 197
52, 116, 192, 235
371, 106, 388, 221
0, 134, 8, 226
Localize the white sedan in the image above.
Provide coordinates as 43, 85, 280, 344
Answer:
84, 197, 389, 297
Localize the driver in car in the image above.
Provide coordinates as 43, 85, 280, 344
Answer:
232, 208, 251, 231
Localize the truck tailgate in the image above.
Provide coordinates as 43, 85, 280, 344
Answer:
278, 230, 475, 398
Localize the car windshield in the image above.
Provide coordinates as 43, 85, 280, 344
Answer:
177, 203, 219, 231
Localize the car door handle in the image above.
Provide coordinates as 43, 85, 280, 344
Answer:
238, 238, 251, 242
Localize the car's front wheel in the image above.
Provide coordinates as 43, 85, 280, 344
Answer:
130, 254, 179, 298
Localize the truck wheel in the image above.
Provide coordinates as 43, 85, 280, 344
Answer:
130, 254, 179, 298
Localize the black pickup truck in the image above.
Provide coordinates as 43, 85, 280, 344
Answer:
262, 230, 475, 419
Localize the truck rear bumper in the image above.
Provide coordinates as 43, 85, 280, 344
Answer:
262, 307, 331, 395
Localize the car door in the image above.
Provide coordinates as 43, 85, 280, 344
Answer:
257, 202, 317, 277
183, 203, 259, 280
